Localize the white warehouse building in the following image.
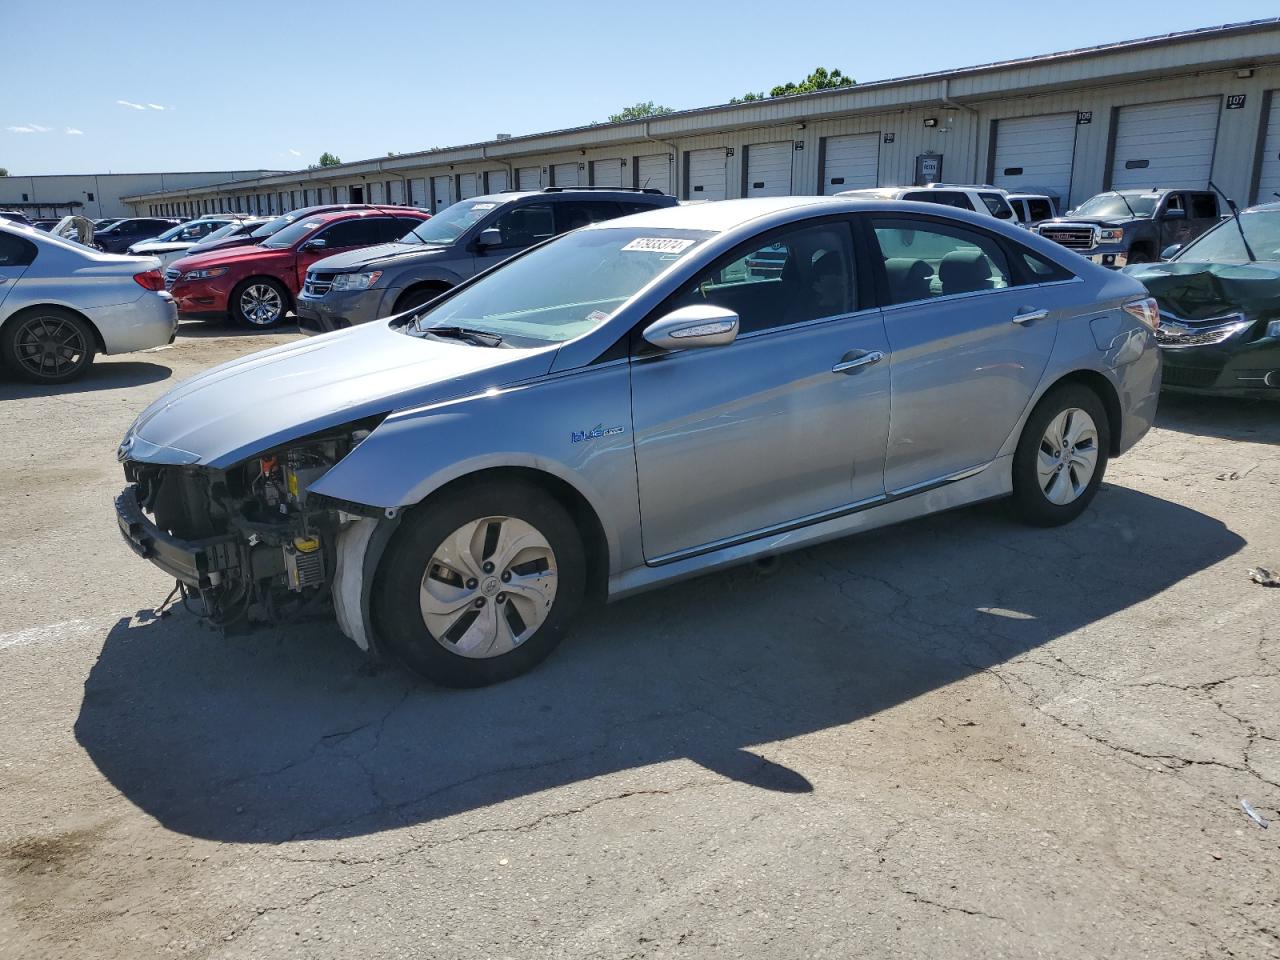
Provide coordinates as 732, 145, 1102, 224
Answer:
126, 20, 1280, 218
0, 170, 283, 220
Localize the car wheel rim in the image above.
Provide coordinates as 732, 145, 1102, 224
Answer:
14, 316, 88, 379
1036, 407, 1099, 506
420, 516, 558, 659
240, 284, 283, 325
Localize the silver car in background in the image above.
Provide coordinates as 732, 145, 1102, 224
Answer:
1, 222, 177, 383
116, 197, 1161, 687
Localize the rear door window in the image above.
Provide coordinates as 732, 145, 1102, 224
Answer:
1189, 193, 1218, 219
555, 201, 624, 232
0, 232, 37, 266
870, 217, 1012, 304
318, 218, 381, 248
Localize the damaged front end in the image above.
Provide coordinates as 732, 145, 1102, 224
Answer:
115, 416, 385, 628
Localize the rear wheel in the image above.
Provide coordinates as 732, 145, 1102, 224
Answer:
230, 277, 290, 328
1, 308, 96, 384
374, 482, 585, 687
1011, 385, 1110, 527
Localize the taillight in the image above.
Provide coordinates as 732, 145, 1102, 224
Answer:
133, 270, 165, 291
1123, 296, 1160, 331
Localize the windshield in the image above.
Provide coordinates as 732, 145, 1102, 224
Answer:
1069, 193, 1158, 219
198, 222, 241, 243
1176, 210, 1280, 263
404, 199, 500, 245
405, 228, 710, 346
250, 210, 314, 238
262, 217, 326, 249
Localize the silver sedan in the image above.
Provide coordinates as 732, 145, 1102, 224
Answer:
116, 197, 1161, 686
1, 221, 177, 383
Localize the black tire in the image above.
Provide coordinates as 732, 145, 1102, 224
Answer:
0, 307, 97, 384
1011, 384, 1111, 527
394, 285, 449, 316
374, 481, 585, 687
229, 277, 290, 328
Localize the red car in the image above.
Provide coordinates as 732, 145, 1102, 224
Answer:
166, 208, 429, 327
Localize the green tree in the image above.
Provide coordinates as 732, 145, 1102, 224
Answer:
608, 101, 674, 123
731, 67, 854, 103
0, 168, 8, 176
317, 152, 342, 167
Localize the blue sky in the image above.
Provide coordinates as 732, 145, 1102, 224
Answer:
2, 1, 1276, 175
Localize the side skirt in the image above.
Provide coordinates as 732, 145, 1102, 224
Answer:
606, 455, 1014, 602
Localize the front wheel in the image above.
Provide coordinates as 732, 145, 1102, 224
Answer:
1010, 385, 1110, 527
230, 278, 290, 328
374, 482, 585, 687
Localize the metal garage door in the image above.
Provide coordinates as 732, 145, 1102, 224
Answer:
335, 186, 349, 204
431, 176, 453, 212
992, 113, 1077, 201
518, 167, 541, 191
637, 154, 671, 194
389, 180, 404, 205
592, 158, 623, 187
687, 148, 727, 200
821, 133, 879, 194
1254, 95, 1280, 203
1110, 97, 1220, 190
553, 163, 580, 187
370, 182, 385, 204
459, 173, 480, 199
408, 179, 426, 208
746, 141, 793, 197
485, 170, 508, 194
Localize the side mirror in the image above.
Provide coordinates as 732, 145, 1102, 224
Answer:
1160, 244, 1182, 260
642, 304, 739, 351
1162, 208, 1186, 221
476, 227, 503, 249
301, 238, 327, 252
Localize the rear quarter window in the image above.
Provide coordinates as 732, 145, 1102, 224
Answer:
0, 232, 37, 267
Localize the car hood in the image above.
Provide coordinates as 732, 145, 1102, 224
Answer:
311, 242, 444, 271
1123, 260, 1280, 323
125, 320, 557, 468
189, 235, 260, 254
171, 244, 289, 273
1042, 216, 1137, 228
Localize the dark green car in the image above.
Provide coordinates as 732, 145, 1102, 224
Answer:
1124, 203, 1280, 398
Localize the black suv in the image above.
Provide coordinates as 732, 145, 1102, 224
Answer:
93, 217, 183, 253
1036, 189, 1221, 267
295, 187, 678, 334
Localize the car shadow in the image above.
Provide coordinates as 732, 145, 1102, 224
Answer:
176, 318, 299, 339
1157, 391, 1280, 445
0, 360, 172, 399
75, 486, 1242, 843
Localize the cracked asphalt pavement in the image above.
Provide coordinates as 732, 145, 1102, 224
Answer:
1, 326, 1277, 959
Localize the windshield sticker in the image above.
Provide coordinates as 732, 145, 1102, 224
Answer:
622, 237, 696, 254
586, 309, 610, 322
471, 202, 497, 210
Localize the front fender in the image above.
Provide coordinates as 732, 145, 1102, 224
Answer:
308, 360, 640, 574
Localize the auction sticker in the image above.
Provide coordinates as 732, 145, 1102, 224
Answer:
622, 237, 696, 253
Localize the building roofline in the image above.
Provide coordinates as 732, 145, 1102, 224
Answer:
10, 169, 287, 179
124, 18, 1280, 202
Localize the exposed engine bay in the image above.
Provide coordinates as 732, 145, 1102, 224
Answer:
117, 419, 383, 628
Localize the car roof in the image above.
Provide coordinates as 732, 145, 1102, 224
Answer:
583, 195, 874, 232
1246, 201, 1280, 213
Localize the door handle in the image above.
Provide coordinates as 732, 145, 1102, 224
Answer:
1012, 308, 1049, 325
832, 350, 884, 374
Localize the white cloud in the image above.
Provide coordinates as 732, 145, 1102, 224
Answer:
27, 122, 51, 133
6, 123, 52, 134
288, 148, 302, 156
6, 125, 36, 133
65, 127, 84, 135
117, 99, 146, 110
147, 103, 166, 111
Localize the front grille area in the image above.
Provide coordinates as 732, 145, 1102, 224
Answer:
1162, 365, 1221, 388
1040, 227, 1095, 250
164, 267, 180, 291
303, 272, 335, 296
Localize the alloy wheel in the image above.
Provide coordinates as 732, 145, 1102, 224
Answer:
420, 516, 559, 659
13, 315, 89, 379
1036, 407, 1099, 506
239, 283, 283, 325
